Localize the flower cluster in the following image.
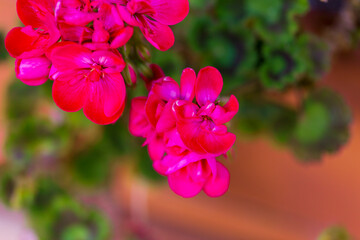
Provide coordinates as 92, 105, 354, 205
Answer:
5, 0, 189, 124
130, 66, 239, 197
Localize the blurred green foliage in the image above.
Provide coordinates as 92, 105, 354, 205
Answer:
0, 31, 8, 61
152, 0, 328, 90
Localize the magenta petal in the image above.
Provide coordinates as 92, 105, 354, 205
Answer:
51, 44, 92, 71
195, 66, 223, 106
187, 160, 212, 183
129, 97, 150, 137
5, 27, 45, 58
84, 97, 125, 125
58, 23, 93, 42
103, 73, 127, 117
180, 68, 196, 101
173, 101, 199, 121
141, 21, 175, 51
198, 131, 236, 155
52, 74, 88, 112
15, 56, 51, 86
83, 73, 126, 125
203, 162, 230, 197
151, 77, 180, 101
168, 167, 203, 198
110, 26, 134, 48
147, 134, 165, 161
17, 0, 55, 28
117, 5, 140, 26
156, 100, 176, 133
145, 93, 165, 127
177, 121, 206, 154
211, 95, 239, 125
150, 0, 189, 25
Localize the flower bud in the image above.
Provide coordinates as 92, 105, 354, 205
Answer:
15, 56, 51, 86
122, 64, 137, 86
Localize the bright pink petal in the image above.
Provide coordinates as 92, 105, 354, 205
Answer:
173, 101, 199, 123
45, 41, 75, 59
151, 77, 180, 101
150, 0, 189, 25
187, 159, 212, 183
180, 68, 196, 101
111, 26, 134, 48
141, 20, 175, 51
52, 74, 89, 112
83, 43, 111, 51
211, 95, 239, 125
129, 97, 150, 137
5, 27, 45, 58
168, 167, 203, 198
92, 20, 110, 43
17, 0, 55, 27
204, 162, 230, 197
15, 57, 51, 86
147, 133, 166, 161
58, 23, 93, 42
83, 72, 126, 124
198, 131, 236, 155
117, 5, 140, 26
100, 4, 124, 31
145, 93, 165, 127
50, 44, 92, 70
156, 100, 176, 133
195, 66, 223, 106
177, 121, 206, 154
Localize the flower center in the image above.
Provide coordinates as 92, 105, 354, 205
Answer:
87, 64, 103, 82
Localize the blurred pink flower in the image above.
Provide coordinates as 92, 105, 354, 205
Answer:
50, 43, 127, 124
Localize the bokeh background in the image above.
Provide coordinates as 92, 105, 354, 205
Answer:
0, 0, 359, 239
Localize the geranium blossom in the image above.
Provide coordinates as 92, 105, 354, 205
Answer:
129, 67, 238, 197
50, 44, 126, 125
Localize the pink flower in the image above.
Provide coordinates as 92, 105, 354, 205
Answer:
129, 67, 238, 198
117, 0, 189, 51
49, 43, 126, 125
174, 67, 239, 155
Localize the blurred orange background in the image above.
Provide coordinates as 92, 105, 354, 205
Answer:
1, 0, 360, 239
